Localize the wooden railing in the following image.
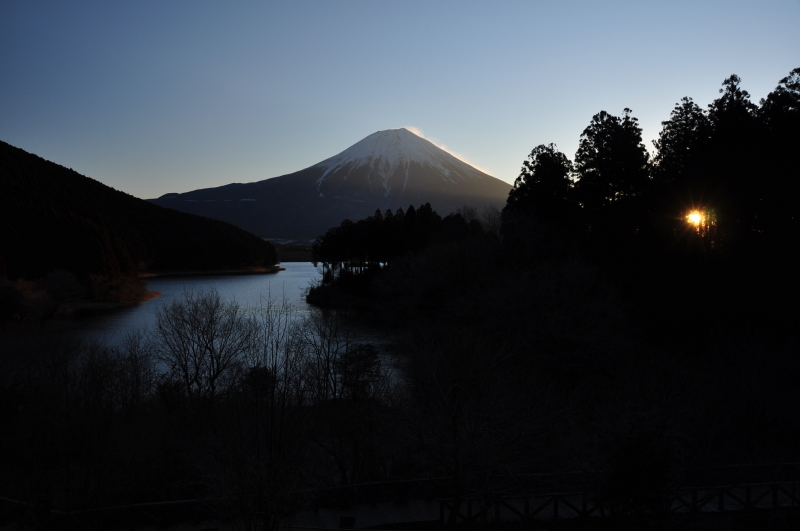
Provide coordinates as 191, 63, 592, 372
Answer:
438, 481, 800, 525
2, 469, 799, 529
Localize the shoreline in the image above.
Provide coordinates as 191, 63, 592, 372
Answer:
64, 266, 287, 313
139, 265, 286, 278
64, 290, 162, 312
19, 265, 290, 318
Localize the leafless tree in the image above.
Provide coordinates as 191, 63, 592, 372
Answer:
202, 295, 313, 531
154, 290, 257, 408
295, 309, 360, 403
111, 329, 157, 415
455, 205, 480, 225
480, 205, 502, 238
287, 308, 400, 486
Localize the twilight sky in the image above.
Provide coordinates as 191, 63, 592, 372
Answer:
1, 1, 798, 200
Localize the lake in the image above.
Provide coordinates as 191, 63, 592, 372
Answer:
69, 262, 321, 346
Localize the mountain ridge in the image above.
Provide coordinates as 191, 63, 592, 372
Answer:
0, 140, 277, 300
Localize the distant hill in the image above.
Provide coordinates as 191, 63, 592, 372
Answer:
151, 128, 512, 240
0, 141, 277, 290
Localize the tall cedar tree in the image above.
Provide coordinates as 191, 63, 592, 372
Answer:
574, 109, 650, 209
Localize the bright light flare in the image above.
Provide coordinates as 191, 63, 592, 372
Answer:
687, 210, 703, 225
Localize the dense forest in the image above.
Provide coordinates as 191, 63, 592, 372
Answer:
312, 69, 800, 335
305, 69, 800, 524
0, 141, 277, 307
0, 70, 798, 530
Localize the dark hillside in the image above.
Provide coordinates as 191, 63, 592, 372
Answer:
0, 141, 277, 294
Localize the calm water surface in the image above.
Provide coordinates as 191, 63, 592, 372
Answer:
71, 262, 320, 346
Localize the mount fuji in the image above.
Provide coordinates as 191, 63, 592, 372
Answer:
151, 128, 512, 240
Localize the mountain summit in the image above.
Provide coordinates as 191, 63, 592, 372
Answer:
152, 128, 511, 240
313, 128, 495, 199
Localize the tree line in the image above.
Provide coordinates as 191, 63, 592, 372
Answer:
308, 68, 800, 312
309, 203, 485, 300
504, 69, 800, 258
294, 68, 800, 527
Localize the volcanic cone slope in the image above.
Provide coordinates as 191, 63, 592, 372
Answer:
151, 128, 512, 240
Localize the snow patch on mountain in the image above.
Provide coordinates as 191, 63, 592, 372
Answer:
312, 128, 486, 196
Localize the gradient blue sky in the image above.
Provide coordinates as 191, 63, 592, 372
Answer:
2, 1, 798, 199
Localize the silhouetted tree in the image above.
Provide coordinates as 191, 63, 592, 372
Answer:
203, 296, 312, 531
574, 109, 650, 213
154, 290, 257, 410
310, 203, 446, 292
652, 97, 712, 190
502, 143, 576, 242
706, 74, 760, 243
506, 144, 573, 215
479, 205, 502, 238
651, 97, 714, 242
758, 68, 800, 238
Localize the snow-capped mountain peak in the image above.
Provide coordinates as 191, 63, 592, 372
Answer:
313, 128, 487, 196
151, 127, 511, 240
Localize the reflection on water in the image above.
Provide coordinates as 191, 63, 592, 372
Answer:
69, 263, 320, 346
